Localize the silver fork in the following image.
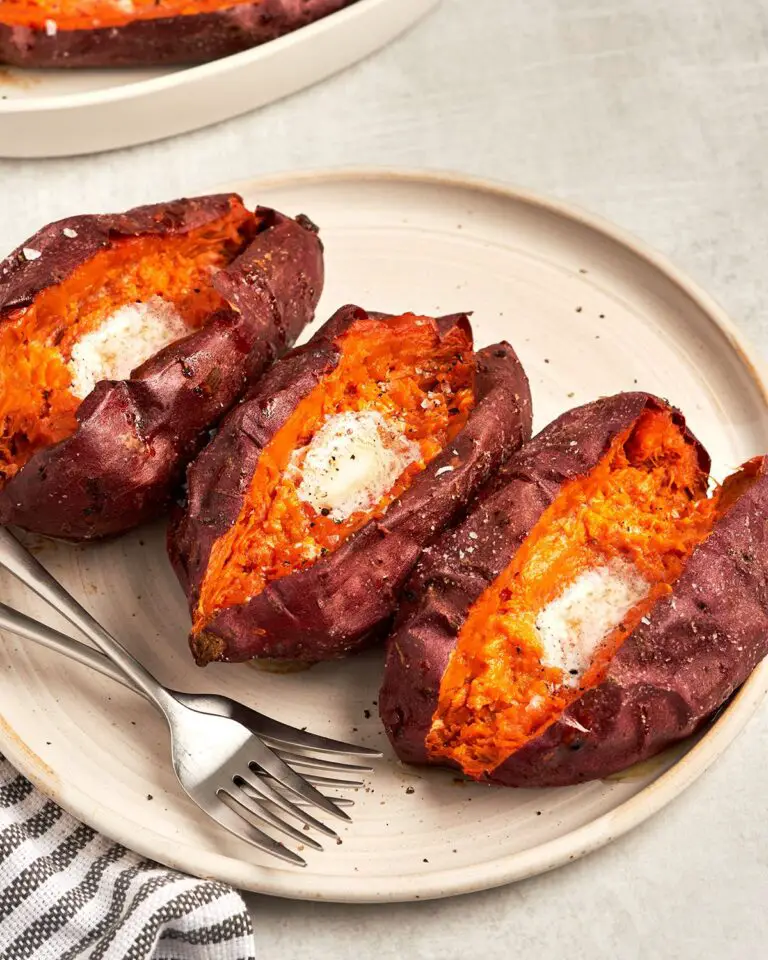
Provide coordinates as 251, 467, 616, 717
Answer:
0, 527, 379, 867
0, 600, 375, 788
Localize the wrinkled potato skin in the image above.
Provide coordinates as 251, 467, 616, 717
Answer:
0, 0, 357, 68
379, 394, 768, 787
0, 196, 324, 540
169, 305, 533, 664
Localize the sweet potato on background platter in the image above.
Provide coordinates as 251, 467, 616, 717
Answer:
169, 305, 533, 666
0, 194, 324, 541
380, 392, 768, 787
0, 0, 358, 68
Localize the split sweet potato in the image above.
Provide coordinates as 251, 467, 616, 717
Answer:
380, 393, 768, 786
169, 305, 533, 665
0, 194, 323, 540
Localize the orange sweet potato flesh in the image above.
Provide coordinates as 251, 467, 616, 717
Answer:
195, 313, 475, 633
426, 407, 721, 777
0, 199, 251, 489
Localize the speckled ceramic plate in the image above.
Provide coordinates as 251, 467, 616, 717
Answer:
1, 169, 767, 903
0, 0, 439, 157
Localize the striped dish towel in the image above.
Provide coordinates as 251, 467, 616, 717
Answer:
0, 755, 256, 960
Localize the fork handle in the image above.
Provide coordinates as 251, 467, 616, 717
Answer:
0, 601, 146, 695
0, 528, 175, 713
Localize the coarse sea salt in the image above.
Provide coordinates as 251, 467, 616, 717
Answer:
68, 297, 188, 399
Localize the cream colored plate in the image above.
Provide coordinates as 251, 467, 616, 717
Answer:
0, 0, 439, 157
1, 169, 767, 903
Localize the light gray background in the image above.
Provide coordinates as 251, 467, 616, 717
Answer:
1, 1, 766, 957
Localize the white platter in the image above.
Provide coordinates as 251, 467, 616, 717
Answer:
0, 0, 439, 158
1, 168, 767, 903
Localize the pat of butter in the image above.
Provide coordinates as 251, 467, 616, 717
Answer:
68, 297, 188, 399
292, 410, 420, 521
534, 560, 649, 686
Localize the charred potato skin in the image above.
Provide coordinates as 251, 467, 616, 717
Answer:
378, 392, 766, 787
0, 197, 324, 541
0, 1, 357, 68
168, 305, 533, 665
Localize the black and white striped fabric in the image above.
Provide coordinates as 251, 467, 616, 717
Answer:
0, 755, 256, 960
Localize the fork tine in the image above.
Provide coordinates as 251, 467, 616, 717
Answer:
275, 750, 374, 773
259, 770, 364, 789
239, 769, 340, 839
246, 735, 353, 823
227, 787, 324, 851
261, 728, 383, 758
223, 701, 382, 757
210, 792, 306, 866
294, 773, 364, 788
248, 790, 355, 808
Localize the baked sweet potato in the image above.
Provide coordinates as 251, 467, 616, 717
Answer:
169, 305, 533, 665
0, 194, 323, 541
380, 392, 768, 786
0, 0, 357, 68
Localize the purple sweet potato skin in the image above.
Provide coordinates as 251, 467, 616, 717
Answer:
0, 0, 357, 68
377, 392, 764, 788
0, 197, 323, 541
168, 306, 533, 664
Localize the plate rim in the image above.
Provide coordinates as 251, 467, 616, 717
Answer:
1, 166, 767, 903
0, 0, 440, 114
